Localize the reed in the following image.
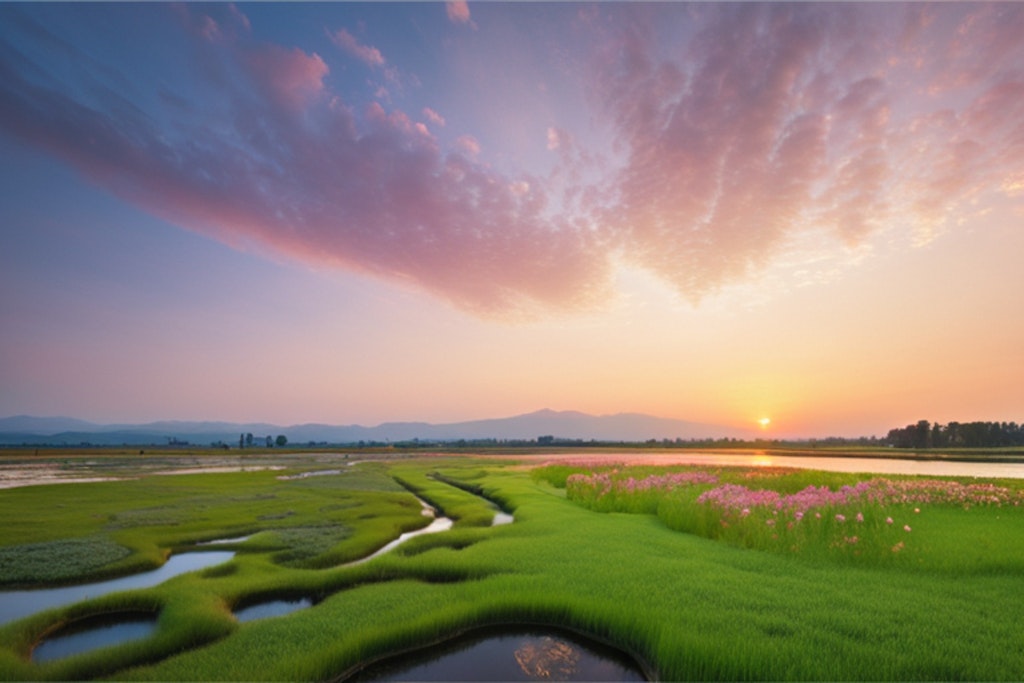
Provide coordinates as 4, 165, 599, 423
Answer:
1, 456, 1022, 681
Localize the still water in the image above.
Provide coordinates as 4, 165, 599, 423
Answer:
350, 628, 646, 682
32, 615, 157, 663
234, 597, 313, 623
0, 551, 234, 626
346, 517, 454, 566
533, 451, 1024, 479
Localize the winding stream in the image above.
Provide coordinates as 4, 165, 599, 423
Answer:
0, 551, 234, 627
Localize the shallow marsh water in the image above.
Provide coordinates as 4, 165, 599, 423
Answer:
234, 597, 313, 623
0, 550, 234, 626
525, 451, 1024, 479
31, 615, 157, 663
348, 628, 646, 682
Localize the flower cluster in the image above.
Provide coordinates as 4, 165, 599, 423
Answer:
567, 470, 718, 499
566, 469, 720, 514
862, 478, 1022, 508
696, 477, 1022, 517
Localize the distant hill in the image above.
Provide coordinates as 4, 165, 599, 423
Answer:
0, 409, 753, 446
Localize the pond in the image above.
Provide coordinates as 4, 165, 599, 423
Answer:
348, 628, 647, 681
526, 451, 1024, 479
234, 597, 314, 623
0, 550, 234, 626
32, 614, 157, 663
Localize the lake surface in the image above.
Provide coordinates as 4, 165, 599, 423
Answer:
0, 550, 234, 626
32, 615, 157, 663
349, 628, 646, 682
527, 452, 1024, 479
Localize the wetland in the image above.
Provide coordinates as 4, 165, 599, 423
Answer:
1, 447, 1022, 680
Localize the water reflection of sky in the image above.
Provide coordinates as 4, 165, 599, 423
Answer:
525, 452, 1024, 479
352, 630, 645, 682
0, 551, 234, 626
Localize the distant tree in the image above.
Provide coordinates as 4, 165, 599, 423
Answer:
239, 433, 244, 449
245, 433, 254, 447
275, 435, 287, 447
265, 435, 273, 447
913, 420, 931, 449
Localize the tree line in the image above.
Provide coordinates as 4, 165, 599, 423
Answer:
239, 433, 288, 448
885, 420, 1024, 449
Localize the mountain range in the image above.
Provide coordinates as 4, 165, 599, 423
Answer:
0, 410, 754, 446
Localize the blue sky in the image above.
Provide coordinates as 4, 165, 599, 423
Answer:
2, 3, 1023, 436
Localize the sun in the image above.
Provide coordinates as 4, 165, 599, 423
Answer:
758, 417, 771, 429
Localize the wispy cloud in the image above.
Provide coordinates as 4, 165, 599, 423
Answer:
1, 3, 1022, 318
446, 1, 472, 26
587, 3, 1024, 297
329, 27, 385, 68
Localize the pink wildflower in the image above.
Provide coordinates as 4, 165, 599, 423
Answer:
855, 512, 864, 523
885, 517, 893, 525
835, 514, 846, 523
903, 524, 912, 532
766, 519, 776, 527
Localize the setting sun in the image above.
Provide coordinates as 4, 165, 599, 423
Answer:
758, 418, 772, 429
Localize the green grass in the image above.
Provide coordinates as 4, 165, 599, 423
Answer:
0, 454, 1022, 680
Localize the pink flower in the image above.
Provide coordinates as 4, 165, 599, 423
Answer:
903, 524, 912, 532
855, 512, 864, 523
835, 514, 846, 523
885, 517, 894, 525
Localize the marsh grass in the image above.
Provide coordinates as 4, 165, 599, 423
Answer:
1, 456, 1023, 681
540, 462, 1024, 572
0, 537, 131, 586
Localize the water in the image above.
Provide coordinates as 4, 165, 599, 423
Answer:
347, 517, 454, 566
234, 597, 313, 623
198, 534, 253, 545
537, 452, 1024, 479
32, 615, 157, 663
0, 551, 234, 626
349, 628, 646, 681
492, 511, 514, 526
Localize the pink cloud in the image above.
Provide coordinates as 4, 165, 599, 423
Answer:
330, 27, 386, 68
422, 107, 446, 127
455, 135, 481, 156
446, 1, 471, 25
585, 3, 1024, 296
246, 45, 328, 111
2, 3, 1023, 317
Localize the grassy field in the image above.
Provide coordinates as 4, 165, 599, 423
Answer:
0, 451, 1022, 680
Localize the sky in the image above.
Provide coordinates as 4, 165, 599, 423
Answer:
1, 2, 1022, 438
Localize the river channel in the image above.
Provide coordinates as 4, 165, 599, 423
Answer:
524, 451, 1024, 479
0, 551, 235, 627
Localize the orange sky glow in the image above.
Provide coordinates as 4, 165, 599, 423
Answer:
1, 3, 1022, 438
